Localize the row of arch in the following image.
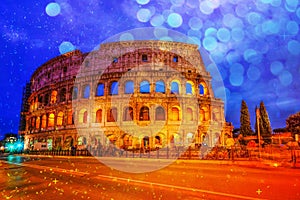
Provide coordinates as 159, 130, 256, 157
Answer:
29, 79, 208, 111
28, 105, 212, 130
74, 80, 208, 99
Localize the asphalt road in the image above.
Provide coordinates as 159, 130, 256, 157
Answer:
1, 154, 300, 200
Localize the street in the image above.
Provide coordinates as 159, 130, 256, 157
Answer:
1, 154, 300, 200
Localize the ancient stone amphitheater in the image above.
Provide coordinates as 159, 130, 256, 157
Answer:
20, 40, 232, 151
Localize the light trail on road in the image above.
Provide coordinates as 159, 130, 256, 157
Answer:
95, 174, 266, 200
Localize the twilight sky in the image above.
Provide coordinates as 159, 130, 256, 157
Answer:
1, 0, 300, 139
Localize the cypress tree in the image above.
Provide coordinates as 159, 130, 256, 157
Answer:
259, 101, 272, 143
240, 100, 253, 137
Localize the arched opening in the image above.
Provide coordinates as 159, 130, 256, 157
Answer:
171, 106, 180, 121
72, 87, 78, 100
123, 134, 133, 148
171, 81, 179, 94
139, 106, 150, 121
213, 108, 221, 121
140, 80, 150, 93
214, 132, 220, 145
82, 85, 90, 99
54, 137, 62, 150
170, 133, 181, 147
44, 93, 50, 105
186, 132, 194, 145
59, 88, 66, 102
143, 136, 150, 148
186, 82, 193, 94
95, 109, 102, 123
77, 136, 87, 146
110, 81, 118, 95
123, 107, 133, 121
64, 136, 74, 149
79, 109, 88, 123
199, 82, 208, 95
155, 135, 162, 148
96, 83, 104, 96
50, 90, 57, 104
35, 117, 40, 129
186, 107, 193, 121
67, 111, 73, 125
107, 107, 118, 122
48, 113, 55, 127
155, 80, 165, 93
124, 80, 134, 94
200, 107, 209, 121
57, 111, 64, 126
41, 115, 47, 128
155, 106, 165, 120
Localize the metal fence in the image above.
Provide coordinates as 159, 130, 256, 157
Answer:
22, 146, 300, 163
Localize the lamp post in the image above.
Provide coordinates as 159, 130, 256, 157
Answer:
256, 107, 261, 159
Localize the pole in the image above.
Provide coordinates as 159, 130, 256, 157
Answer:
256, 108, 261, 159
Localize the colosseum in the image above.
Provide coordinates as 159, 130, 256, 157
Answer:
19, 40, 233, 152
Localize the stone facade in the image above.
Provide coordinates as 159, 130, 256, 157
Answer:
20, 40, 233, 151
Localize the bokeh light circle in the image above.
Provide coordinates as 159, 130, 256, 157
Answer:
288, 40, 300, 55
167, 13, 183, 28
136, 0, 150, 5
137, 8, 152, 22
203, 36, 217, 51
150, 14, 164, 26
188, 17, 203, 30
45, 2, 61, 17
270, 61, 284, 75
73, 27, 227, 173
247, 65, 261, 81
59, 41, 75, 54
279, 70, 293, 86
217, 28, 231, 42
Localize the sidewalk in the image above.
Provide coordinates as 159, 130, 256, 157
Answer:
11, 153, 300, 173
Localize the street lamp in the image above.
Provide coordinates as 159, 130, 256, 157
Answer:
256, 107, 261, 159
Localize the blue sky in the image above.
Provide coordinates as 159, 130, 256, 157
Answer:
1, 0, 300, 139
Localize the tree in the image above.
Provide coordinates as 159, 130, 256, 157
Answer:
240, 100, 253, 137
286, 111, 300, 138
256, 101, 272, 143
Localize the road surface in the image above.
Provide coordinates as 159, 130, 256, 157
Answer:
1, 154, 299, 200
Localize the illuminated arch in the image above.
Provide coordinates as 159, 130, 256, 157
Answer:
48, 113, 55, 127
199, 82, 208, 96
96, 83, 104, 96
41, 115, 47, 128
107, 107, 118, 122
82, 85, 90, 99
155, 80, 165, 93
139, 106, 150, 121
170, 106, 180, 121
79, 109, 88, 123
50, 90, 57, 104
155, 106, 165, 120
110, 81, 119, 95
140, 80, 150, 93
186, 81, 195, 95
200, 106, 209, 121
186, 107, 193, 121
95, 109, 102, 123
57, 111, 64, 126
123, 106, 133, 121
170, 80, 180, 94
124, 80, 134, 94
35, 116, 40, 129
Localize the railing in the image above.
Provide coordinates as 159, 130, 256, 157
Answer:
21, 146, 300, 164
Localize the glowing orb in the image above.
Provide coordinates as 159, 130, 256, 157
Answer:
45, 2, 61, 17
